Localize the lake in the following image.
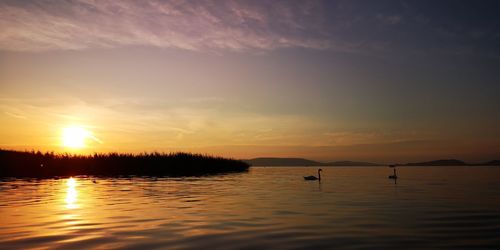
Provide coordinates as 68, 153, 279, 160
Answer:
1, 166, 499, 249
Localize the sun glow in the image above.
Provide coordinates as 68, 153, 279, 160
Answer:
62, 126, 90, 149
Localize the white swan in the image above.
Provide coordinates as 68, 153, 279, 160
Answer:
388, 168, 398, 179
304, 169, 322, 181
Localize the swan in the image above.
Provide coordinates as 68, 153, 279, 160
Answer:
304, 169, 322, 181
388, 168, 398, 179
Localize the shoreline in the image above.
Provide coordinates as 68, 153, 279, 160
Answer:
0, 149, 250, 178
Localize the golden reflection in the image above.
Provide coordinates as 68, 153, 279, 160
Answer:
65, 177, 79, 209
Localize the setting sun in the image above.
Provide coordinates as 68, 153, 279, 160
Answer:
62, 126, 90, 149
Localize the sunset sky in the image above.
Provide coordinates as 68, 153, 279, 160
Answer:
1, 0, 499, 163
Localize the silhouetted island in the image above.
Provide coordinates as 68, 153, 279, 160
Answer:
481, 160, 500, 166
0, 149, 249, 178
404, 159, 500, 166
244, 157, 500, 167
244, 157, 323, 166
405, 159, 467, 166
326, 161, 381, 166
244, 157, 381, 166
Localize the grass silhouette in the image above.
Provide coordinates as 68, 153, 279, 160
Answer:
0, 149, 249, 178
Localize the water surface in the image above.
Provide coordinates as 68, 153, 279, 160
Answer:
1, 166, 500, 249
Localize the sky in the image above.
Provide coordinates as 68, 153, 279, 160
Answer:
1, 0, 499, 163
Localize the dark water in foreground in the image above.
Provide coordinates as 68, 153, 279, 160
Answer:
1, 166, 500, 250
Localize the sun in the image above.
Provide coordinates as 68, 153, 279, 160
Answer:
62, 126, 90, 149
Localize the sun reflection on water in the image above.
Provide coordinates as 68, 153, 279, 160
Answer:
65, 177, 78, 209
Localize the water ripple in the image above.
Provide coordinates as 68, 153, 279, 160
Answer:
1, 167, 500, 249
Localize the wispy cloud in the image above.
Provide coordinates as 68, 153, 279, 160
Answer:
2, 1, 497, 57
375, 14, 402, 25
4, 111, 27, 119
0, 0, 332, 52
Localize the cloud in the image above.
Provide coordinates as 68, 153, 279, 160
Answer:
376, 14, 402, 25
0, 0, 332, 52
1, 1, 498, 57
4, 111, 27, 119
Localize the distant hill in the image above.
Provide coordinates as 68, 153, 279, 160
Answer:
405, 159, 467, 166
244, 158, 380, 166
244, 157, 499, 167
244, 158, 322, 166
480, 160, 500, 166
326, 161, 381, 166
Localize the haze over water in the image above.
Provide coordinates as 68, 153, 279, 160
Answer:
1, 166, 500, 250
